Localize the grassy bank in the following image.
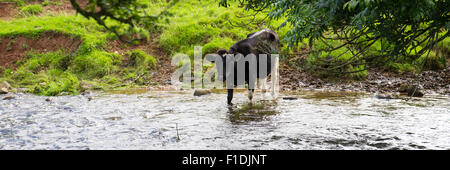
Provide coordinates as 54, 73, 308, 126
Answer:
0, 14, 156, 95
0, 0, 448, 96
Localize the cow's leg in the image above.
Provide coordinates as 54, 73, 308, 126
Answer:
248, 89, 255, 102
227, 89, 234, 105
260, 78, 267, 93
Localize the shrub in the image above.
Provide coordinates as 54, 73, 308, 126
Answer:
202, 37, 234, 55
121, 50, 156, 85
307, 39, 368, 80
414, 51, 446, 71
436, 37, 450, 57
19, 4, 43, 16
126, 50, 156, 70
73, 51, 122, 78
159, 22, 221, 53
30, 70, 80, 96
42, 0, 60, 6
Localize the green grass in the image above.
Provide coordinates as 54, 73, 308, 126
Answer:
42, 0, 60, 6
120, 50, 157, 85
19, 4, 43, 16
73, 51, 122, 79
154, 0, 287, 56
0, 14, 157, 95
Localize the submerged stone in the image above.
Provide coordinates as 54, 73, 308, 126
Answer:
282, 97, 298, 100
375, 94, 394, 99
3, 95, 15, 100
399, 84, 424, 97
193, 89, 211, 96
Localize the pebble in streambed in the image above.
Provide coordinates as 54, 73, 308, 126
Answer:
2, 95, 16, 100
193, 89, 212, 96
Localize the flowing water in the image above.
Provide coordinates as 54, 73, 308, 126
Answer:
0, 89, 449, 150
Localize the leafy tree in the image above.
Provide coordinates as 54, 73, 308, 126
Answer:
69, 0, 178, 42
220, 0, 450, 73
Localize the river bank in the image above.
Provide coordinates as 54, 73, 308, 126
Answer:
0, 0, 448, 98
278, 62, 450, 96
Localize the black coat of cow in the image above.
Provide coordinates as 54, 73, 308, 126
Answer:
207, 28, 280, 104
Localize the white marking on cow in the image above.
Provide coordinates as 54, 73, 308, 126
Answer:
248, 28, 269, 39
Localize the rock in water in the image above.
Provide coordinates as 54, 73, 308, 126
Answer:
1, 81, 11, 88
0, 87, 8, 94
375, 94, 394, 99
193, 89, 212, 96
408, 86, 424, 97
0, 81, 11, 94
3, 95, 15, 100
282, 97, 298, 100
398, 84, 410, 93
399, 84, 424, 97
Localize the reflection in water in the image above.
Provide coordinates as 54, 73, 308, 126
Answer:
0, 89, 449, 149
227, 100, 279, 124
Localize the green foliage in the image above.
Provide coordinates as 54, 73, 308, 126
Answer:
19, 4, 43, 16
157, 0, 271, 56
202, 37, 235, 55
126, 50, 156, 71
414, 51, 447, 71
220, 0, 450, 75
73, 51, 122, 78
3, 0, 446, 94
3, 51, 82, 96
437, 37, 450, 56
119, 50, 156, 85
30, 70, 80, 96
0, 15, 107, 42
42, 0, 60, 6
0, 15, 127, 95
307, 39, 368, 80
385, 62, 417, 73
160, 23, 221, 53
69, 0, 178, 43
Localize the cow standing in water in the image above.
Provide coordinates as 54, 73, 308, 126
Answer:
207, 28, 281, 105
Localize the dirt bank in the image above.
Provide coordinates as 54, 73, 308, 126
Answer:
0, 2, 17, 20
0, 31, 82, 69
279, 61, 450, 95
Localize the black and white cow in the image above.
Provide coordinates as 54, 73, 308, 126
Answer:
206, 28, 280, 105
